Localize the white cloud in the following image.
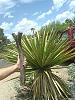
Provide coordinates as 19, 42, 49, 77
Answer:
0, 18, 40, 39
0, 22, 13, 31
43, 20, 51, 26
52, 0, 67, 10
37, 9, 52, 20
56, 11, 75, 22
19, 0, 35, 3
69, 0, 75, 11
46, 9, 52, 15
0, 0, 44, 15
37, 13, 46, 19
0, 21, 13, 40
4, 12, 14, 18
5, 33, 13, 40
13, 18, 39, 34
19, 0, 43, 3
33, 12, 39, 16
0, 0, 15, 14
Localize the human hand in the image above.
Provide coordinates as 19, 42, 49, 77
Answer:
15, 55, 26, 71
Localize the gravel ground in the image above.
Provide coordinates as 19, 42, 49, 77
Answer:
0, 59, 71, 100
0, 72, 20, 100
0, 68, 70, 100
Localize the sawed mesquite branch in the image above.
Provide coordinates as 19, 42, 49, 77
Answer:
12, 32, 25, 86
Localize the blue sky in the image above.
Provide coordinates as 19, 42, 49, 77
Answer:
0, 0, 75, 39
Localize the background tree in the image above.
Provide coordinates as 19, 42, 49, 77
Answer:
39, 21, 68, 39
0, 28, 10, 49
0, 28, 10, 58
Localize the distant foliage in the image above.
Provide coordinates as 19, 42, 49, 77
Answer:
0, 28, 10, 51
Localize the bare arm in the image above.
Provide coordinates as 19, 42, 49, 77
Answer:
0, 64, 19, 80
0, 56, 25, 80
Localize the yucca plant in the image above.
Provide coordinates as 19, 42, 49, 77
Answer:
21, 29, 75, 100
4, 28, 75, 100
